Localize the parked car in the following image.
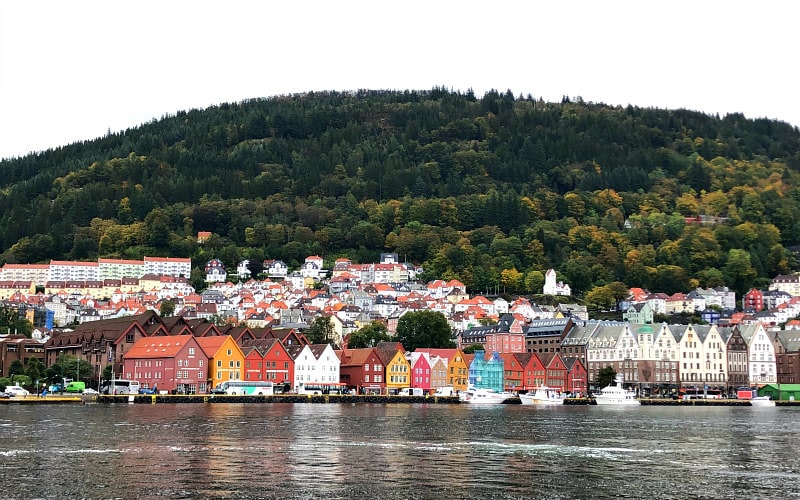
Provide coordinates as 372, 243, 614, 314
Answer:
4, 385, 30, 397
82, 388, 99, 395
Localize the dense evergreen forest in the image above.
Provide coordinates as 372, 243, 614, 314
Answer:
2, 88, 800, 300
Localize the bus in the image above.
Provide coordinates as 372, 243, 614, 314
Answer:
680, 388, 723, 400
210, 380, 274, 395
100, 379, 141, 395
296, 382, 348, 395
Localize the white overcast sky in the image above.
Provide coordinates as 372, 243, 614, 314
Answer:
0, 0, 797, 160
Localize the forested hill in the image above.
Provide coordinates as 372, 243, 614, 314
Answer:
2, 88, 800, 299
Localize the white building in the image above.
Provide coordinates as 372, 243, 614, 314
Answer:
289, 343, 340, 391
98, 258, 145, 280
738, 324, 777, 386
1, 264, 50, 285
48, 260, 99, 282
543, 269, 571, 296
143, 256, 191, 278
676, 324, 728, 390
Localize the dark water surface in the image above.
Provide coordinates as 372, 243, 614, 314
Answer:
1, 402, 798, 499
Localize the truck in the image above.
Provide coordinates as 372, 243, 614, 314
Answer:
433, 386, 456, 397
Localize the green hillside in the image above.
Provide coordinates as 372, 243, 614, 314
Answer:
1, 88, 799, 297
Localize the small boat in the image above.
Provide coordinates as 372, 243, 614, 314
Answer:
594, 374, 640, 406
459, 388, 513, 404
519, 386, 565, 406
750, 396, 776, 407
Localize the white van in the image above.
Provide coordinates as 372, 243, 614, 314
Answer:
433, 386, 456, 397
398, 387, 424, 396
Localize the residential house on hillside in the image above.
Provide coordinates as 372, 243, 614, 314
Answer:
645, 293, 669, 315
769, 273, 800, 296
204, 259, 227, 284
557, 303, 588, 321
623, 302, 653, 324
743, 288, 764, 311
263, 260, 288, 279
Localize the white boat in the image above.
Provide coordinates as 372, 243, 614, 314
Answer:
594, 375, 640, 406
459, 388, 513, 404
519, 386, 565, 406
750, 396, 776, 407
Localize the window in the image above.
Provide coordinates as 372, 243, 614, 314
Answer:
217, 360, 222, 367
199, 360, 203, 367
227, 349, 232, 356
189, 347, 195, 355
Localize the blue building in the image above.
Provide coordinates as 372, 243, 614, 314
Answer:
468, 350, 504, 392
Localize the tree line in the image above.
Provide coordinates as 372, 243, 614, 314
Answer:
1, 88, 800, 298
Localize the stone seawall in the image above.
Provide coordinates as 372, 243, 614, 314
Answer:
97, 394, 462, 404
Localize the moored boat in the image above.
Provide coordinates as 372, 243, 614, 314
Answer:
459, 388, 513, 404
594, 375, 640, 406
750, 396, 776, 407
519, 386, 565, 406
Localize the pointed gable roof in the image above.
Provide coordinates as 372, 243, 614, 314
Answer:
126, 335, 198, 359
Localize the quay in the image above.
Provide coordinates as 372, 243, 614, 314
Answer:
7, 394, 800, 406
96, 394, 463, 404
0, 395, 83, 405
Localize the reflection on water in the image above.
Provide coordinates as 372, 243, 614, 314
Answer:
1, 402, 798, 499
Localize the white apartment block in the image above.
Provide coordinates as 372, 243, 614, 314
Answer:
1, 264, 50, 285
143, 256, 191, 278
48, 260, 99, 282
769, 274, 800, 297
98, 258, 145, 280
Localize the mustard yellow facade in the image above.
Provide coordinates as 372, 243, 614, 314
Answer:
448, 351, 469, 392
384, 350, 411, 393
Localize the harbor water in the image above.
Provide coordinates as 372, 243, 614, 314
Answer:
1, 402, 798, 499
